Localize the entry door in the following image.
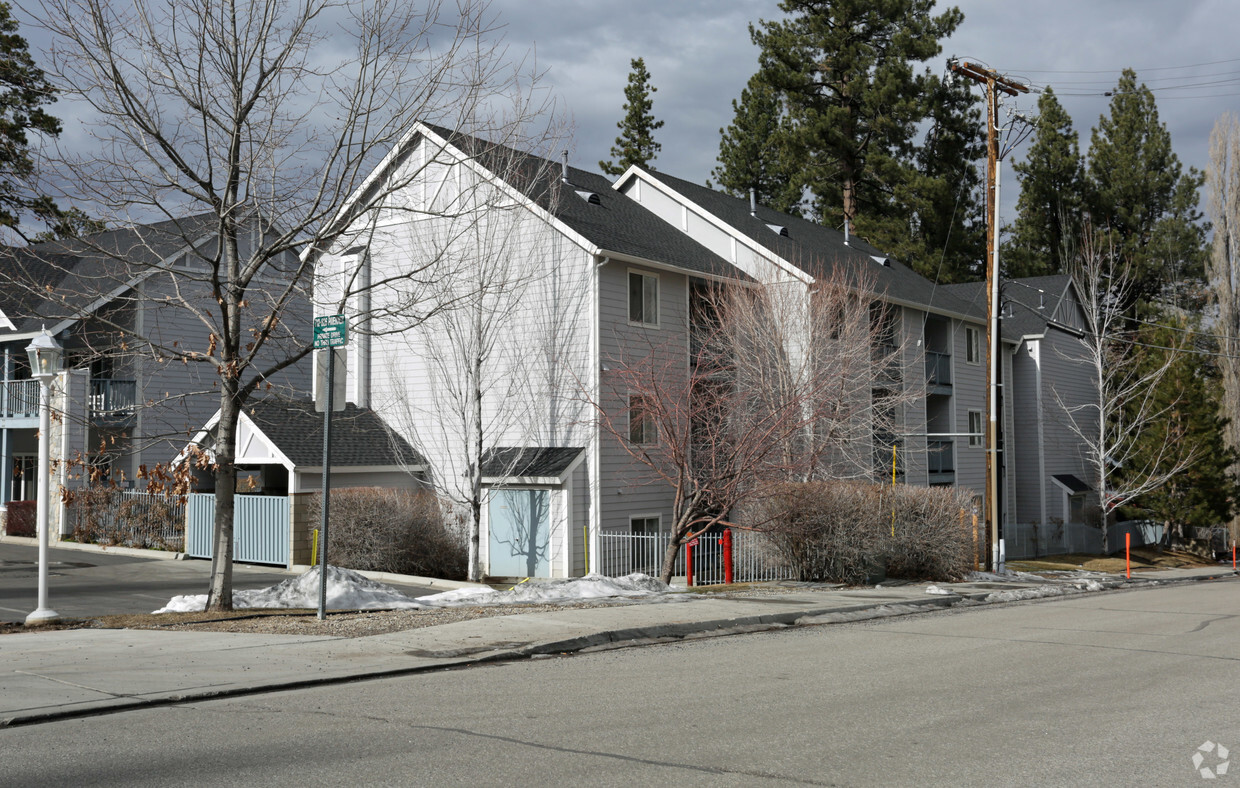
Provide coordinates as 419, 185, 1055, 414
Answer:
488, 488, 550, 577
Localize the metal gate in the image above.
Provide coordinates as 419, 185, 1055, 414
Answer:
186, 493, 290, 566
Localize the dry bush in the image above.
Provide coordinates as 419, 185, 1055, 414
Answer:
745, 481, 975, 583
313, 488, 466, 580
4, 500, 35, 536
744, 481, 887, 584
885, 484, 975, 581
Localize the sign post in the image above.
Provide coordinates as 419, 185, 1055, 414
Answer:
313, 315, 348, 620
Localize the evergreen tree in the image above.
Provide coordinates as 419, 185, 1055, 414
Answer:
749, 0, 966, 257
1004, 87, 1086, 278
893, 70, 985, 282
1086, 69, 1207, 310
0, 1, 70, 239
1127, 324, 1237, 543
711, 73, 803, 216
599, 57, 664, 176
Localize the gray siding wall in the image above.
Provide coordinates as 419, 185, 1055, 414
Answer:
596, 260, 685, 534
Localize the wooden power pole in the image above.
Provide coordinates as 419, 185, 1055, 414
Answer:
949, 60, 1028, 571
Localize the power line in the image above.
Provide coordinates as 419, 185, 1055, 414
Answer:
1005, 57, 1240, 75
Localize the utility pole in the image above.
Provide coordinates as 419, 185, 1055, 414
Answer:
949, 59, 1028, 572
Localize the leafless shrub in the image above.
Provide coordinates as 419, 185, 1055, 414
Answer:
743, 481, 886, 584
310, 488, 466, 580
884, 485, 975, 581
745, 481, 974, 583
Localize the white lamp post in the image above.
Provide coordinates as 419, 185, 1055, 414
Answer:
25, 328, 63, 626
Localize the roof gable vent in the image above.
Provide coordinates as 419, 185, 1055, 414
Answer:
766, 223, 789, 237
575, 190, 601, 205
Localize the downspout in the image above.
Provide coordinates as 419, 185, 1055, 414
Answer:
1033, 340, 1047, 554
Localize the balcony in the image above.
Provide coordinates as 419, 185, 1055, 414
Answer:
0, 379, 39, 422
927, 438, 955, 484
925, 350, 951, 393
91, 378, 137, 421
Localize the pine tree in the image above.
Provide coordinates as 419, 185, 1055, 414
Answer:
1086, 69, 1206, 310
749, 0, 966, 254
599, 57, 664, 176
711, 73, 803, 216
1127, 324, 1237, 544
1004, 87, 1086, 278
893, 70, 985, 282
0, 1, 69, 239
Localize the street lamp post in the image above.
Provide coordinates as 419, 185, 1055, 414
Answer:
25, 328, 63, 626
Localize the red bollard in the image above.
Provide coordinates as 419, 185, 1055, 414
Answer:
1233, 540, 1236, 571
722, 528, 734, 585
686, 540, 694, 587
1126, 532, 1131, 579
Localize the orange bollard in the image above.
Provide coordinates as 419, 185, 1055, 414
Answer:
1126, 532, 1131, 579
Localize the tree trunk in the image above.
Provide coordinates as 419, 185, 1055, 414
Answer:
659, 536, 680, 586
206, 393, 240, 611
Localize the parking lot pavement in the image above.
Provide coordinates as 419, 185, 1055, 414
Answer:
0, 541, 436, 622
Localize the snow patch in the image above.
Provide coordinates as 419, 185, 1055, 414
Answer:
924, 585, 955, 595
153, 566, 425, 613
154, 568, 675, 614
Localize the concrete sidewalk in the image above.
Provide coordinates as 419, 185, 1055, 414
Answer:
1, 565, 1234, 728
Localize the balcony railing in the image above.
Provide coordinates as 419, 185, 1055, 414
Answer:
927, 439, 955, 474
91, 379, 137, 417
0, 379, 39, 419
925, 351, 951, 388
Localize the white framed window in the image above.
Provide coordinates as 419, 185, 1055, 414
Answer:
628, 393, 656, 445
630, 515, 661, 535
628, 270, 659, 328
965, 326, 981, 365
968, 410, 983, 447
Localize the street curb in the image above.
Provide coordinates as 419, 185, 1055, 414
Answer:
0, 535, 185, 561
2, 569, 1234, 729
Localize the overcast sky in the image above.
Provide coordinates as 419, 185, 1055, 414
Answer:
16, 0, 1239, 229
493, 0, 1240, 222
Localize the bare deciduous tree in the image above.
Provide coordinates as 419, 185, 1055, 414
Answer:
1055, 232, 1200, 549
591, 265, 915, 584
1207, 113, 1240, 544
16, 0, 552, 608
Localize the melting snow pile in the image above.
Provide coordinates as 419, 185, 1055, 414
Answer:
418, 573, 674, 607
154, 568, 673, 614
154, 566, 425, 613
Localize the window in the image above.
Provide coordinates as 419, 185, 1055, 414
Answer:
1068, 493, 1086, 524
629, 394, 656, 444
630, 515, 661, 535
965, 326, 981, 365
629, 270, 659, 327
968, 410, 983, 447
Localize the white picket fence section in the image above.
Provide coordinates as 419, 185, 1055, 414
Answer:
595, 530, 796, 585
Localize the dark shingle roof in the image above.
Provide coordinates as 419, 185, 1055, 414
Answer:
0, 213, 221, 334
943, 274, 1075, 341
242, 396, 423, 469
637, 170, 984, 320
418, 125, 745, 282
480, 447, 583, 478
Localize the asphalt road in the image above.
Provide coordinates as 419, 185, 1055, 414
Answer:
3, 578, 1237, 786
0, 542, 436, 621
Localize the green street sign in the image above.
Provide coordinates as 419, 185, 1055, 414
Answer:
313, 314, 348, 348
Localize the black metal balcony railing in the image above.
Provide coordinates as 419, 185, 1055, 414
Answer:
0, 379, 39, 419
925, 351, 951, 387
927, 439, 955, 474
91, 379, 137, 416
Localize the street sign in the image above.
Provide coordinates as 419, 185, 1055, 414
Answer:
686, 538, 700, 548
313, 314, 348, 348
